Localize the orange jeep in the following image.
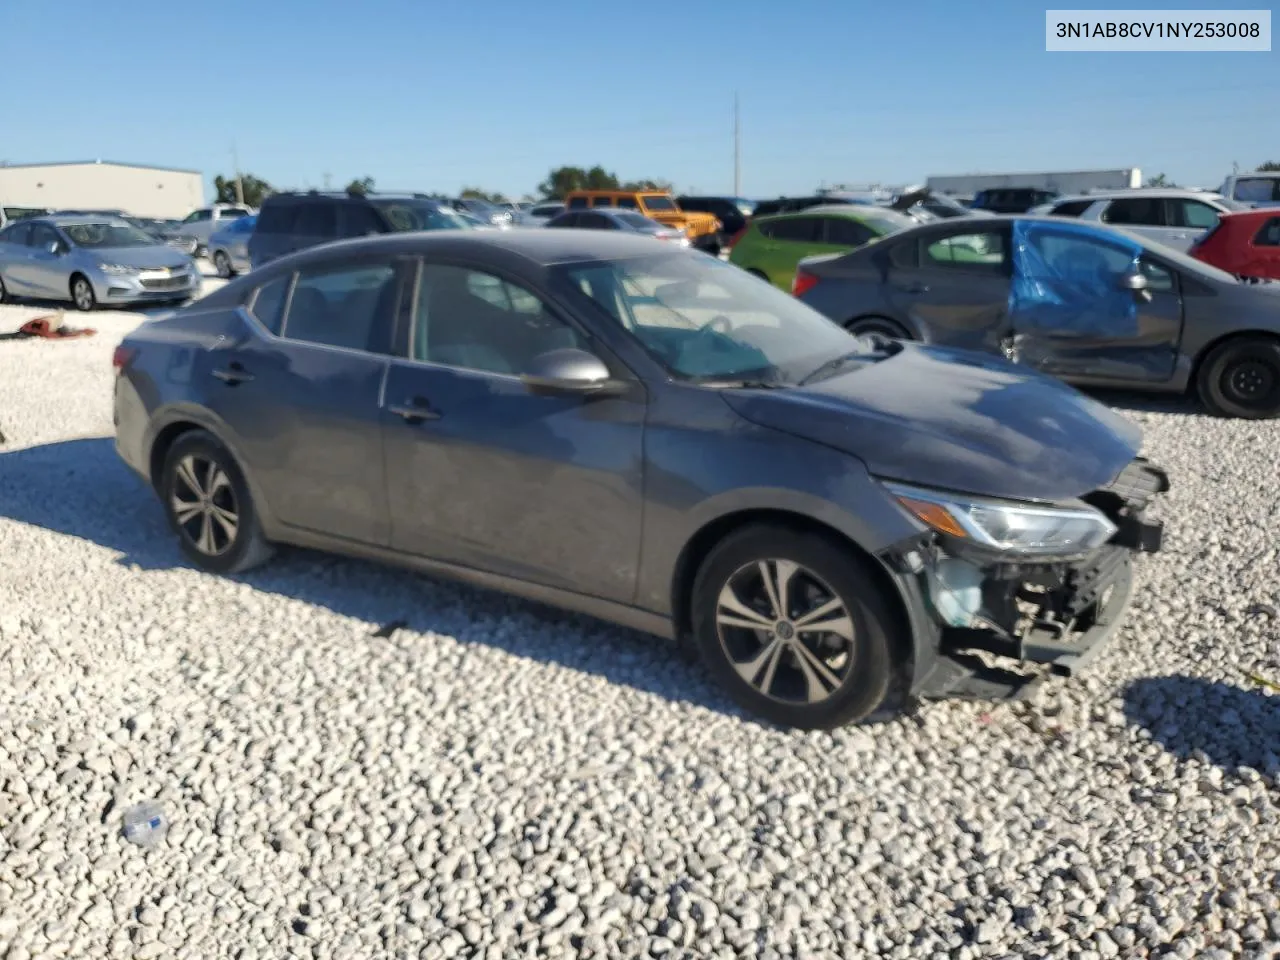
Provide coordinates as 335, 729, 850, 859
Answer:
563, 190, 722, 252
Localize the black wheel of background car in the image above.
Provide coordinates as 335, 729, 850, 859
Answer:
160, 430, 273, 574
691, 524, 900, 730
69, 274, 97, 312
847, 316, 911, 340
213, 251, 234, 278
1196, 336, 1280, 419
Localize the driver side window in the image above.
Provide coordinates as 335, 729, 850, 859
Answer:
412, 264, 588, 376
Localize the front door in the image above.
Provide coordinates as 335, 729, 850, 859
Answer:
1007, 221, 1183, 383
885, 224, 1013, 354
198, 255, 410, 545
381, 261, 646, 603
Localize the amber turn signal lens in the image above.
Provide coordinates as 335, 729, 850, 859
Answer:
895, 496, 968, 538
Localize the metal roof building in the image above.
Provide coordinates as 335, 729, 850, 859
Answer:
0, 160, 205, 219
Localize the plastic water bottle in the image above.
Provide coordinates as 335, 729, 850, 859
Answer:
122, 802, 168, 848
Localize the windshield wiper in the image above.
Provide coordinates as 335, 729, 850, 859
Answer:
797, 351, 868, 387
700, 378, 786, 389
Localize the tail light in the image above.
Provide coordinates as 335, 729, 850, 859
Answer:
112, 346, 136, 375
792, 268, 820, 298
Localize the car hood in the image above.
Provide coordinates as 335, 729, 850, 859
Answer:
723, 343, 1143, 502
84, 245, 192, 269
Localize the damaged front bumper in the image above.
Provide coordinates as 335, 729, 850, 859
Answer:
889, 458, 1169, 701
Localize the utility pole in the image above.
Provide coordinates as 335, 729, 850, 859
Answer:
733, 93, 741, 197
323, 172, 332, 190
231, 143, 244, 205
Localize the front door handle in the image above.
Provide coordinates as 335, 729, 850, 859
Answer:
212, 362, 253, 385
898, 282, 930, 294
387, 397, 441, 423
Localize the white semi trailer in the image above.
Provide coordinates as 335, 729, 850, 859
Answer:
925, 168, 1142, 198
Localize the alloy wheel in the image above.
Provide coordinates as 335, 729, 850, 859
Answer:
715, 559, 856, 705
170, 455, 239, 556
72, 278, 94, 311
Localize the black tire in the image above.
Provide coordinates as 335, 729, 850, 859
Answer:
160, 430, 273, 574
213, 250, 235, 278
69, 273, 97, 312
691, 524, 902, 730
1196, 336, 1280, 419
847, 316, 911, 340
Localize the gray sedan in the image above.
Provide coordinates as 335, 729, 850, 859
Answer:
207, 214, 257, 278
112, 229, 1166, 729
545, 208, 690, 245
796, 215, 1280, 418
0, 215, 200, 310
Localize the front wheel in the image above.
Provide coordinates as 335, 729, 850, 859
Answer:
847, 317, 910, 340
1196, 336, 1280, 419
160, 430, 273, 574
691, 525, 902, 730
70, 274, 97, 311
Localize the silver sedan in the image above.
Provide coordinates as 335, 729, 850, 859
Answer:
0, 215, 201, 310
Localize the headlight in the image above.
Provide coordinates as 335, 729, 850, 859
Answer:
884, 481, 1117, 557
99, 263, 139, 276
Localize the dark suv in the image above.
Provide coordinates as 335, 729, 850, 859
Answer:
970, 188, 1058, 214
248, 192, 473, 269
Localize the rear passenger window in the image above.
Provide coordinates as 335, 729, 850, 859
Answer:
256, 203, 297, 234
1172, 200, 1220, 230
766, 217, 820, 243
294, 203, 338, 238
282, 262, 398, 352
823, 217, 875, 247
342, 203, 383, 238
616, 196, 638, 209
1049, 200, 1093, 217
249, 274, 292, 335
888, 238, 919, 269
566, 197, 588, 209
591, 196, 615, 208
1102, 198, 1165, 226
1255, 218, 1280, 247
924, 231, 1007, 271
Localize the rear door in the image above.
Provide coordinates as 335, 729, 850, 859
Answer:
883, 225, 1013, 353
0, 222, 35, 293
291, 201, 340, 256
249, 200, 299, 267
754, 215, 822, 288
1007, 222, 1182, 383
1099, 196, 1185, 249
198, 254, 412, 544
1166, 196, 1226, 250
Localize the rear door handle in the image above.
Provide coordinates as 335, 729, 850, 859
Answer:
212, 362, 253, 384
898, 282, 930, 293
387, 397, 441, 423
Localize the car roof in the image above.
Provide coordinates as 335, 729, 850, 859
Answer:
40, 213, 131, 224
1052, 189, 1228, 203
254, 227, 686, 270
758, 204, 905, 222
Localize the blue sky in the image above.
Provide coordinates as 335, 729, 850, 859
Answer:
3, 0, 1277, 200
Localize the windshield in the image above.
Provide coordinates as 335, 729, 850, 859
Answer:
372, 200, 472, 231
642, 195, 678, 212
561, 251, 865, 384
1232, 176, 1280, 203
3, 207, 47, 222
62, 221, 159, 248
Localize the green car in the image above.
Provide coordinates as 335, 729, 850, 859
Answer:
730, 204, 916, 291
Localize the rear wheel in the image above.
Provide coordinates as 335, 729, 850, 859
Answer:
160, 430, 273, 574
1196, 336, 1280, 419
70, 274, 97, 311
847, 316, 911, 340
691, 524, 902, 730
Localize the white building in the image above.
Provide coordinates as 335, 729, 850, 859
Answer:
0, 160, 205, 219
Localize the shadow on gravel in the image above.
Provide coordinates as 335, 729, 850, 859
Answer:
1122, 674, 1280, 774
1083, 388, 1203, 417
0, 437, 751, 720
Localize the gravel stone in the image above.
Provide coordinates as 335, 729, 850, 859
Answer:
1, 292, 1278, 958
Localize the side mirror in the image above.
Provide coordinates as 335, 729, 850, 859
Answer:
1119, 270, 1153, 302
520, 348, 623, 397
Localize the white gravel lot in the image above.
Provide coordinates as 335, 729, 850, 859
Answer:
1, 272, 1279, 959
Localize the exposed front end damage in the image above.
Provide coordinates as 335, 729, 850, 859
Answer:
885, 458, 1169, 700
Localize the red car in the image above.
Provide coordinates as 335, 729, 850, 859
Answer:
1189, 208, 1280, 279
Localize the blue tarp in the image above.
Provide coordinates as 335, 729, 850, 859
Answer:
1008, 219, 1143, 338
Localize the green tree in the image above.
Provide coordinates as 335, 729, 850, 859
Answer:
536, 165, 623, 199
460, 186, 507, 203
1257, 161, 1280, 172
1145, 173, 1177, 188
213, 173, 272, 207
345, 176, 376, 195
621, 178, 674, 193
